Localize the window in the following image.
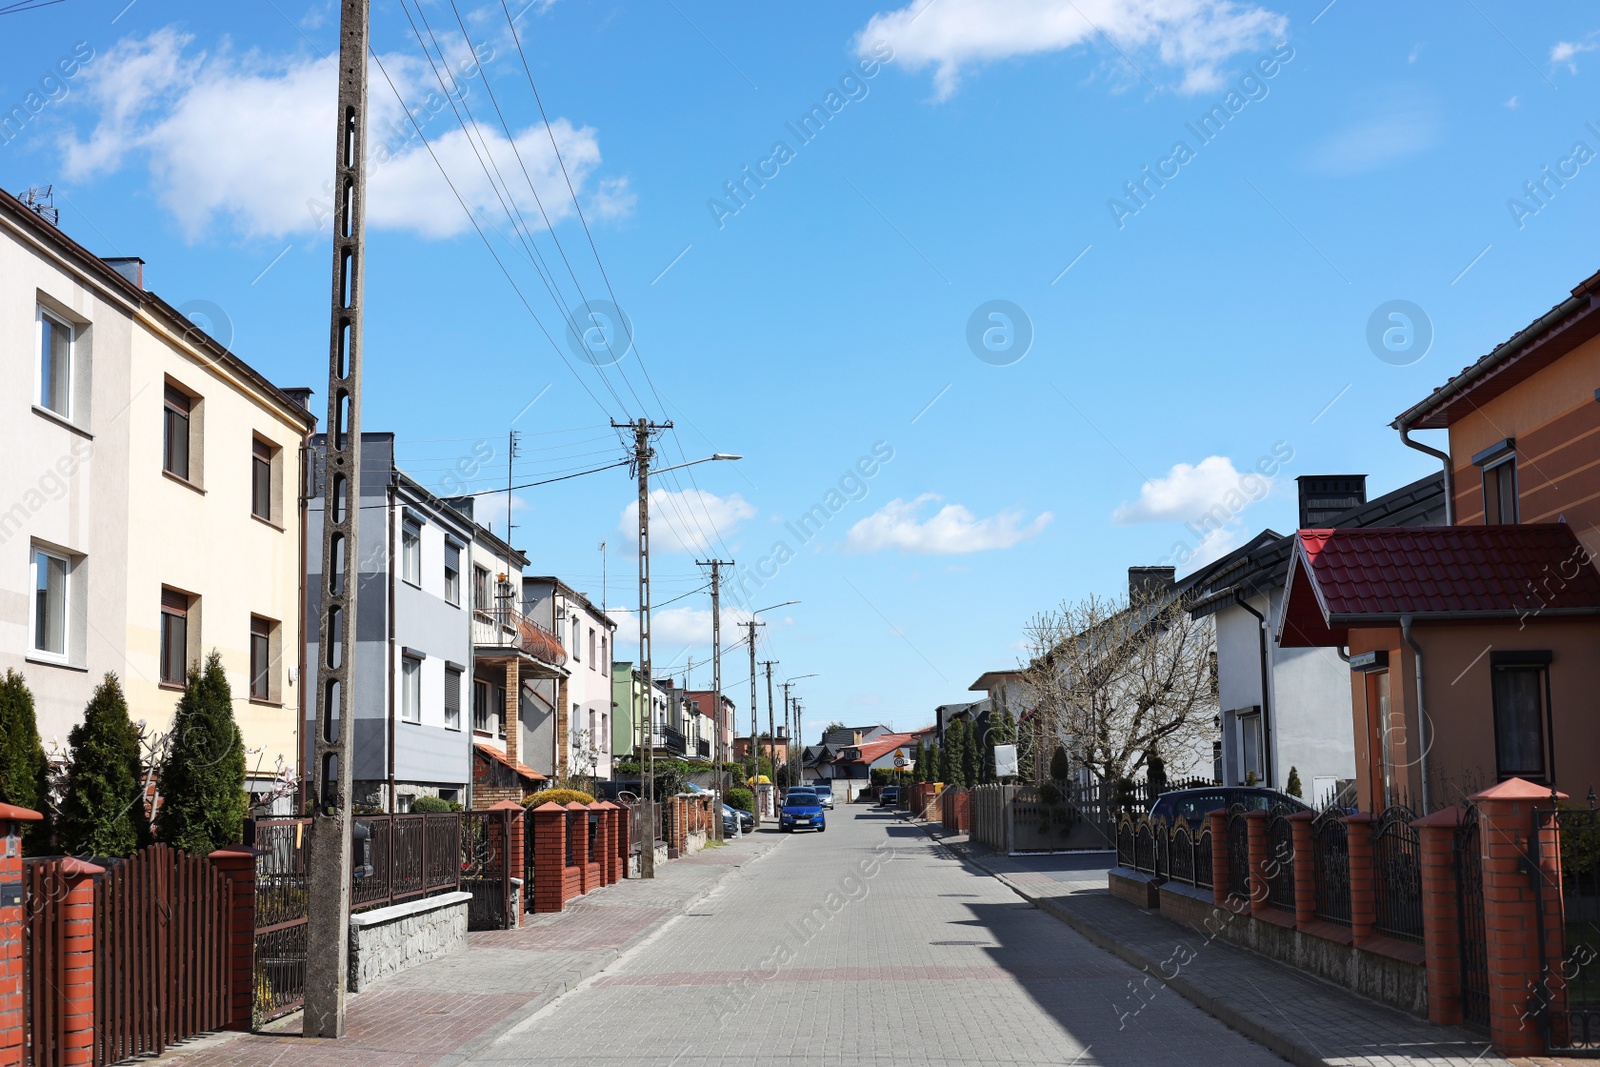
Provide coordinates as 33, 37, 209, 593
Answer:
251, 438, 274, 521
1368, 669, 1399, 809
401, 656, 422, 723
588, 627, 596, 670
472, 679, 490, 733
1483, 459, 1518, 524
38, 310, 72, 417
496, 686, 507, 739
32, 548, 69, 656
249, 616, 273, 700
601, 637, 607, 675
472, 566, 491, 613
570, 615, 580, 662
444, 543, 461, 606
402, 522, 421, 586
1236, 709, 1263, 785
160, 588, 190, 686
444, 666, 462, 731
1491, 654, 1550, 780
163, 385, 192, 480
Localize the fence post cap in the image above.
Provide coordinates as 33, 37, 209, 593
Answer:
488, 800, 523, 812
1470, 777, 1565, 802
1410, 805, 1464, 828
530, 802, 567, 813
57, 857, 104, 877
592, 800, 618, 810
207, 844, 263, 859
565, 801, 590, 811
1286, 810, 1316, 823
1340, 812, 1378, 825
1243, 808, 1269, 821
0, 803, 42, 822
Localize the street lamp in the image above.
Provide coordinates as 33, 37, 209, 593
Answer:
743, 600, 797, 824
614, 417, 739, 878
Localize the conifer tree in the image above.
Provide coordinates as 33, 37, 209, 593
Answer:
155, 652, 247, 854
1049, 744, 1072, 782
925, 741, 941, 785
0, 670, 51, 853
58, 674, 149, 857
1286, 766, 1303, 799
963, 721, 982, 785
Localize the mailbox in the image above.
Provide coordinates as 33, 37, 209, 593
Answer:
351, 820, 373, 879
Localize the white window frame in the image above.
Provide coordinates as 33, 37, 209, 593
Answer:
401, 656, 422, 724
30, 547, 71, 661
444, 666, 462, 732
444, 542, 461, 606
36, 308, 74, 420
401, 522, 422, 587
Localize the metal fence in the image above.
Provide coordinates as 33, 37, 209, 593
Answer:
1114, 813, 1213, 890
1454, 803, 1489, 1030
1371, 804, 1423, 943
352, 813, 463, 912
461, 809, 516, 930
1226, 806, 1250, 903
1264, 806, 1297, 911
252, 818, 312, 1022
1311, 807, 1351, 925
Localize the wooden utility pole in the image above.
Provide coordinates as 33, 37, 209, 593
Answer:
698, 559, 733, 841
306, 0, 369, 1039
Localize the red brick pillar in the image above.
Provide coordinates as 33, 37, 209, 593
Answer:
592, 802, 615, 885
489, 801, 524, 927
568, 803, 591, 893
1289, 812, 1317, 928
1413, 806, 1464, 1026
531, 803, 567, 913
0, 805, 42, 1067
1245, 810, 1272, 916
616, 803, 631, 877
207, 845, 259, 1032
1343, 812, 1378, 945
58, 858, 101, 1067
1208, 809, 1231, 907
668, 796, 684, 855
1474, 779, 1566, 1056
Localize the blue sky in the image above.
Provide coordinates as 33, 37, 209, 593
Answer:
5, 0, 1599, 738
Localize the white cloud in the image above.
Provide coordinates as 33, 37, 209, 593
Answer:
618, 488, 756, 556
1303, 94, 1440, 176
58, 29, 625, 241
843, 494, 1051, 554
1112, 455, 1269, 523
1552, 35, 1599, 73
855, 0, 1288, 100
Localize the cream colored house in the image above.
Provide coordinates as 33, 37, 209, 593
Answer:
1, 188, 315, 804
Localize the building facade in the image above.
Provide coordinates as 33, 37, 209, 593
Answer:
522, 576, 614, 780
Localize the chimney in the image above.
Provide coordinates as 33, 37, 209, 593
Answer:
1297, 475, 1367, 529
1128, 566, 1176, 603
101, 256, 144, 288
281, 387, 315, 412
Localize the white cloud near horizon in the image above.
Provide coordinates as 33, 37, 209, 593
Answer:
618, 488, 756, 556
58, 28, 626, 241
844, 495, 1051, 554
854, 0, 1288, 100
1112, 455, 1268, 524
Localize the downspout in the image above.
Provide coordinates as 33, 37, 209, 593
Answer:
1400, 615, 1431, 814
387, 480, 397, 813
1398, 423, 1454, 526
296, 439, 311, 815
1234, 592, 1275, 789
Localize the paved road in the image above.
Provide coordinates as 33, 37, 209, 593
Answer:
468, 807, 1286, 1067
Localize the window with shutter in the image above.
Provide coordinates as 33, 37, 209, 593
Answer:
250, 615, 273, 700
444, 667, 462, 731
160, 588, 189, 685
163, 385, 192, 480
252, 438, 273, 520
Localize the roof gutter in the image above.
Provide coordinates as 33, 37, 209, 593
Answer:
1400, 615, 1430, 814
1396, 425, 1454, 526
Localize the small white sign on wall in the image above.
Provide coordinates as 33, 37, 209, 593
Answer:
994, 743, 1019, 778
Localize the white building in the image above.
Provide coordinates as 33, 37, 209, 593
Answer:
522, 576, 616, 780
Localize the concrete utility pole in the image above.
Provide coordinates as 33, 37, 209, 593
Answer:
761, 660, 778, 790
697, 559, 733, 842
745, 618, 763, 824
306, 0, 369, 1039
792, 699, 803, 775
615, 418, 670, 877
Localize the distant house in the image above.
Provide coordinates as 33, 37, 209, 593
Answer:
825, 732, 917, 797
1185, 472, 1445, 802
522, 577, 616, 780
683, 689, 737, 763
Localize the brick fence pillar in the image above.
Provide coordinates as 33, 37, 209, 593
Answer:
0, 805, 42, 1067
1288, 811, 1317, 928
1208, 809, 1230, 907
531, 803, 567, 913
568, 804, 591, 894
57, 858, 101, 1067
1245, 809, 1270, 917
1343, 812, 1378, 945
1413, 806, 1464, 1026
954, 790, 970, 833
668, 797, 684, 855
207, 845, 260, 1032
593, 802, 617, 885
1474, 779, 1566, 1057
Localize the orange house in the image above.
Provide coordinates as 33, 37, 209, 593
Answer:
1280, 267, 1600, 811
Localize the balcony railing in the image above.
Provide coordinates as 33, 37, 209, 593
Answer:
472, 606, 567, 667
659, 725, 686, 755
695, 739, 710, 759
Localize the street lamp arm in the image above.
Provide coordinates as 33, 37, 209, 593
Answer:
652, 453, 742, 476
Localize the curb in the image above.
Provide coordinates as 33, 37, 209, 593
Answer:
911, 819, 1330, 1067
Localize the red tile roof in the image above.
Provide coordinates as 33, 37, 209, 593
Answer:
1278, 524, 1600, 647
837, 732, 916, 766
473, 743, 547, 782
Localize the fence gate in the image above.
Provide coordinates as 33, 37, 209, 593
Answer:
1452, 804, 1489, 1030
1537, 802, 1600, 1054
463, 809, 514, 930
252, 819, 311, 1023
93, 844, 233, 1066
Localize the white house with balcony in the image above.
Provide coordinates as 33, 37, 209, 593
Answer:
522, 576, 616, 781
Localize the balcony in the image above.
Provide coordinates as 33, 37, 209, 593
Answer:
659, 725, 686, 756
473, 607, 567, 669
695, 739, 710, 759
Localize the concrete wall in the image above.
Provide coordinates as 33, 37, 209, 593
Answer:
347, 891, 469, 991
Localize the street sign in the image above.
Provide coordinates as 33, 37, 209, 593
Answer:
994, 743, 1018, 777
893, 748, 907, 768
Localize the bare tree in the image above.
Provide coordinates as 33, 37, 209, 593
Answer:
1019, 589, 1216, 784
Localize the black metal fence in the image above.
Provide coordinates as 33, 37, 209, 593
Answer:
1541, 802, 1600, 1052
1372, 805, 1423, 943
1264, 805, 1296, 911
351, 813, 463, 911
251, 818, 311, 1023
461, 809, 516, 930
1226, 806, 1250, 903
1115, 813, 1213, 891
1311, 807, 1351, 925
1454, 804, 1489, 1030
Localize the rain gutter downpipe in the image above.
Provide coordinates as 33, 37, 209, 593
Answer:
1234, 592, 1275, 789
1397, 423, 1454, 526
1400, 615, 1431, 814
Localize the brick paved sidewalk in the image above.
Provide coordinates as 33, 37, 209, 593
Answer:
157, 832, 785, 1067
916, 821, 1514, 1067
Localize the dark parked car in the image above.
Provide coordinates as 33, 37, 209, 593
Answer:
878, 786, 899, 808
779, 788, 826, 833
1148, 786, 1310, 827
724, 802, 754, 834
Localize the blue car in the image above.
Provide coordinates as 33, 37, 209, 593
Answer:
779, 788, 826, 833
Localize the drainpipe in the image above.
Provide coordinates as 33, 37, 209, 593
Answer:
1399, 615, 1431, 813
387, 480, 397, 813
1234, 592, 1275, 789
1398, 424, 1454, 526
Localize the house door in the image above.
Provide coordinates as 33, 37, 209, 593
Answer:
1368, 670, 1398, 809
